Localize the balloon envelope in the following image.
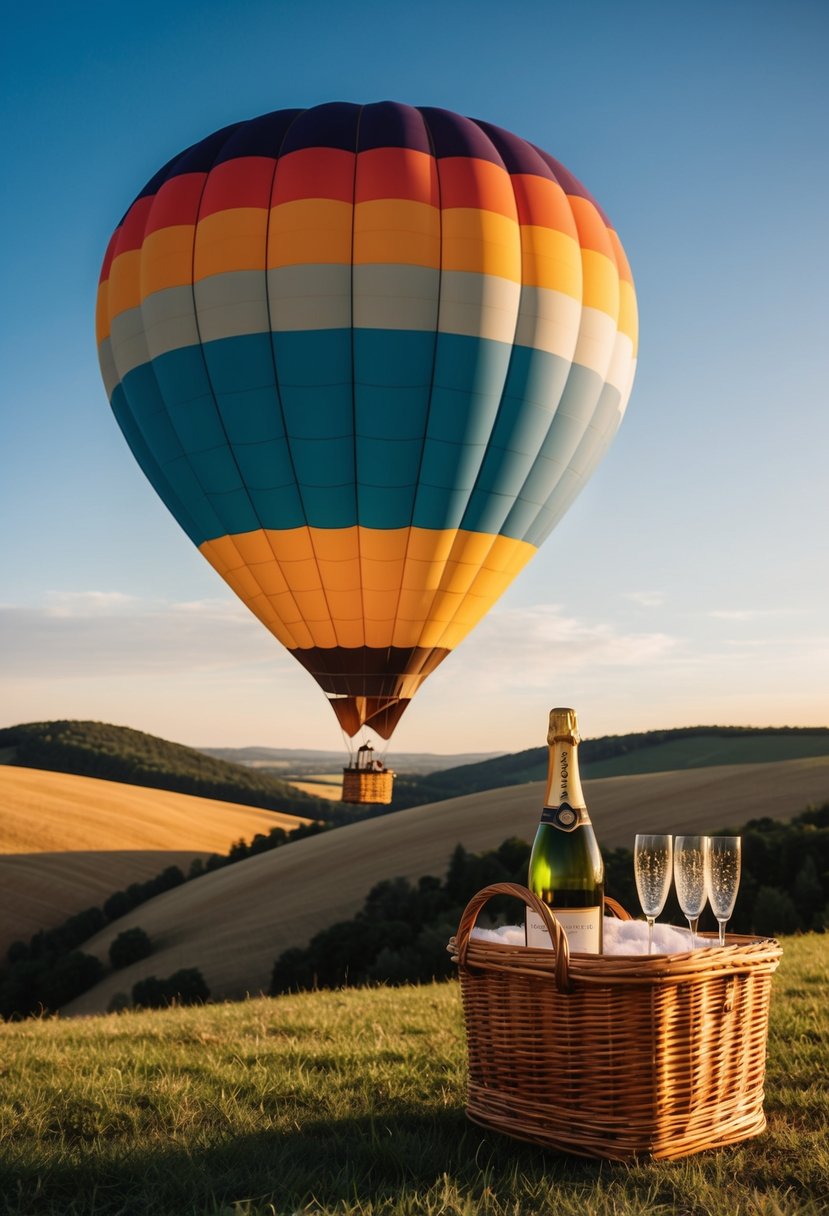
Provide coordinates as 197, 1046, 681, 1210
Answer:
97, 102, 638, 738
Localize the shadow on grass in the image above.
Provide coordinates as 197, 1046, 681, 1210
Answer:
0, 1105, 609, 1215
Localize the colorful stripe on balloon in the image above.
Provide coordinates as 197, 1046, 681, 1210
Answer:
96, 102, 637, 736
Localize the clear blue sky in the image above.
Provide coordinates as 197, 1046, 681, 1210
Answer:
1, 0, 827, 753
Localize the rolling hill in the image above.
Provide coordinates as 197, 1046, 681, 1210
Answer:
0, 720, 335, 820
392, 725, 829, 806
65, 755, 829, 1014
0, 766, 312, 955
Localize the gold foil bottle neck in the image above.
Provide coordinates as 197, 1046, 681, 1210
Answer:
548, 707, 580, 744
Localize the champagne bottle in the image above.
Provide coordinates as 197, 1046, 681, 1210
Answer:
526, 708, 604, 953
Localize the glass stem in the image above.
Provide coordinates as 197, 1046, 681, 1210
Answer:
688, 917, 699, 949
718, 919, 727, 946
647, 917, 654, 955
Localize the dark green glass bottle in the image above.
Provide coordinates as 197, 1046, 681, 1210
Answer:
526, 708, 604, 953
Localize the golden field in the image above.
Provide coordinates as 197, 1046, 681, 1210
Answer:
0, 765, 311, 953
58, 755, 829, 1015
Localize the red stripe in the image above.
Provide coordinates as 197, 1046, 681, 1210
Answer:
510, 173, 577, 236
272, 147, 355, 205
200, 156, 277, 218
114, 195, 154, 257
99, 228, 121, 283
354, 147, 438, 205
438, 156, 516, 218
143, 173, 206, 237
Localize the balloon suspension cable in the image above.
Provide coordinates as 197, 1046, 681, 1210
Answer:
339, 721, 391, 770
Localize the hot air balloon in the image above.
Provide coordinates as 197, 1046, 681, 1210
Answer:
96, 101, 637, 803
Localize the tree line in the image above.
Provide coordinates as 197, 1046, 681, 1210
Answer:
271, 802, 829, 994
0, 720, 345, 822
0, 820, 328, 1019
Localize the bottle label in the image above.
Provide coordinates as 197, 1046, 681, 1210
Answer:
539, 802, 592, 832
525, 907, 602, 954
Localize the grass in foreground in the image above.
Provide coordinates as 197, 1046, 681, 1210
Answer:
0, 936, 826, 1216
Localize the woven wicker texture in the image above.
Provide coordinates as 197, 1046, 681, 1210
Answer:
341, 769, 394, 805
450, 882, 782, 1161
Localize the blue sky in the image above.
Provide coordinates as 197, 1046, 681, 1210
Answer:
1, 0, 827, 753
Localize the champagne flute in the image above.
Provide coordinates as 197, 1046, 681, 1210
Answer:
674, 836, 710, 948
634, 835, 673, 955
708, 836, 741, 945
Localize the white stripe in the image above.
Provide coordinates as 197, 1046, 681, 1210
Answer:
194, 271, 270, 344
353, 264, 439, 331
437, 271, 521, 345
142, 285, 201, 361
603, 330, 635, 397
571, 306, 617, 382
513, 286, 581, 363
107, 304, 151, 385
98, 337, 120, 400
267, 264, 351, 330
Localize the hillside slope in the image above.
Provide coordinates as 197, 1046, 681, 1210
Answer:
66, 756, 829, 1014
395, 726, 829, 805
0, 720, 333, 819
0, 766, 311, 954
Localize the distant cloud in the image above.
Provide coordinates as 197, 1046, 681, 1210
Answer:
0, 592, 289, 680
623, 590, 665, 608
43, 590, 137, 617
458, 604, 677, 690
708, 608, 808, 621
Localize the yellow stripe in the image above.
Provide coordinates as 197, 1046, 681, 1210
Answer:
102, 205, 600, 328
520, 225, 583, 298
618, 279, 639, 355
441, 209, 521, 280
199, 525, 536, 654
581, 248, 619, 320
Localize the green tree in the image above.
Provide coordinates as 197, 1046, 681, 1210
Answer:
752, 887, 800, 936
109, 928, 153, 969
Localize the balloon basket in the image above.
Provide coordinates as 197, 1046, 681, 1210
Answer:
341, 767, 395, 805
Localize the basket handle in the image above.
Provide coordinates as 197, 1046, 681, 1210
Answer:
455, 882, 571, 991
604, 895, 633, 921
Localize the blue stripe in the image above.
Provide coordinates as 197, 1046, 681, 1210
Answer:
113, 329, 609, 545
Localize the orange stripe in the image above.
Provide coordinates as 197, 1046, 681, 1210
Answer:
102, 200, 619, 319
441, 209, 521, 279
140, 225, 196, 298
194, 207, 268, 278
198, 526, 537, 654
107, 248, 143, 319
267, 199, 353, 267
353, 200, 440, 267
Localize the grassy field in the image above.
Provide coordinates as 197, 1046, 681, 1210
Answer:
582, 733, 829, 779
0, 935, 826, 1215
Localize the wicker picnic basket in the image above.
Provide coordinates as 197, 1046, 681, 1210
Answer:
449, 882, 782, 1161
